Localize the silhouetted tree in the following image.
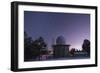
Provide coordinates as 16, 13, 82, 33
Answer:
24, 33, 48, 61
31, 37, 47, 60
24, 31, 33, 61
82, 39, 90, 55
70, 48, 75, 56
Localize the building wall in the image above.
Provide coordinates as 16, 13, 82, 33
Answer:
53, 45, 70, 58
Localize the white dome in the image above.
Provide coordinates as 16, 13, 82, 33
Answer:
56, 36, 66, 45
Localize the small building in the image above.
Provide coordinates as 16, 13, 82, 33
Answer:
52, 36, 70, 58
53, 45, 70, 58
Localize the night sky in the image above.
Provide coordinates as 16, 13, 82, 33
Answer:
24, 11, 90, 50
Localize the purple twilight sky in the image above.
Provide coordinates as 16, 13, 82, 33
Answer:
24, 11, 90, 50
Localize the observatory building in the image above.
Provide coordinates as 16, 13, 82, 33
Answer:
52, 36, 70, 58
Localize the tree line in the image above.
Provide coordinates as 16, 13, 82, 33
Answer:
24, 31, 90, 61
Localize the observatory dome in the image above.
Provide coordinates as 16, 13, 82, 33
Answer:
56, 36, 66, 45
